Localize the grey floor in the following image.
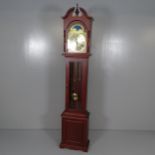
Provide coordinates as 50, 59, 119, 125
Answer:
0, 130, 155, 155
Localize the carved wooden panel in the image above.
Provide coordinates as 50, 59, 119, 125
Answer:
62, 118, 87, 146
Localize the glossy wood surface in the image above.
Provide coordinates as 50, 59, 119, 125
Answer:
60, 6, 93, 152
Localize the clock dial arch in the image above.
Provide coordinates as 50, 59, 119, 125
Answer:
66, 22, 88, 53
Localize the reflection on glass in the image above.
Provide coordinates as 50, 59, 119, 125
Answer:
67, 24, 87, 53
69, 62, 82, 110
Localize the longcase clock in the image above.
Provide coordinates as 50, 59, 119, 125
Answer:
60, 4, 93, 152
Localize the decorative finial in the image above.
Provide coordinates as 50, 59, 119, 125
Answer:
72, 3, 82, 17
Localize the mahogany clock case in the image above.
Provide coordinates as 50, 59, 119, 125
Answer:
60, 6, 93, 152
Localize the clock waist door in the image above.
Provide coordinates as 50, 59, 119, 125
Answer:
66, 59, 88, 112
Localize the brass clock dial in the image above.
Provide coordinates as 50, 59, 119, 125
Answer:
67, 24, 87, 53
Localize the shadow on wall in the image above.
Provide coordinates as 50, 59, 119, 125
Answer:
37, 4, 65, 134
87, 7, 114, 132
38, 4, 115, 145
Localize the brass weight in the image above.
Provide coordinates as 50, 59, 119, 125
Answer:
72, 93, 78, 101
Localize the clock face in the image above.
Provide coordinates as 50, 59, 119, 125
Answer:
67, 24, 87, 53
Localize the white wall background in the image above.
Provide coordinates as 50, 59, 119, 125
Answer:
0, 0, 155, 130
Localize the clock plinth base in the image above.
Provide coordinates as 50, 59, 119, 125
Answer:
60, 140, 89, 152
60, 111, 89, 152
